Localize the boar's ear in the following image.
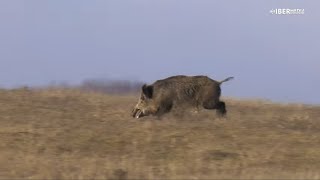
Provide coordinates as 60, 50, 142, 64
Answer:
142, 84, 153, 99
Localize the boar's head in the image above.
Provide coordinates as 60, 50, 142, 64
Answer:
132, 84, 157, 118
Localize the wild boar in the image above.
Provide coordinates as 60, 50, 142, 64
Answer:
131, 75, 234, 118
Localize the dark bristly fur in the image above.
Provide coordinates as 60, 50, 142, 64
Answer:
132, 75, 234, 118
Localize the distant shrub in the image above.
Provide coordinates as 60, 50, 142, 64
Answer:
80, 79, 144, 94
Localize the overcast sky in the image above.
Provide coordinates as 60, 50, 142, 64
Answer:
0, 0, 319, 104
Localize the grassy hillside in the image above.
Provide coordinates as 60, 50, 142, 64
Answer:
0, 88, 319, 179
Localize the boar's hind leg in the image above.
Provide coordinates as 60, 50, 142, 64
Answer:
216, 101, 226, 116
202, 100, 226, 116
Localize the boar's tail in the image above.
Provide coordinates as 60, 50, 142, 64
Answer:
219, 77, 234, 84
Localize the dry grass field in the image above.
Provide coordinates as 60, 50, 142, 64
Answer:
0, 88, 320, 179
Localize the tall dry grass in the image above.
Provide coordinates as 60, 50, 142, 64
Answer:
0, 88, 319, 179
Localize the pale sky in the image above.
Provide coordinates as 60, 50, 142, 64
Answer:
0, 0, 319, 104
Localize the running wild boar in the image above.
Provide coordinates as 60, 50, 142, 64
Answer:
131, 75, 234, 118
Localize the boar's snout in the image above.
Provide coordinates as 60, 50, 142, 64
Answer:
132, 108, 144, 118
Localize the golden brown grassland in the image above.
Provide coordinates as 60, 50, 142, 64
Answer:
0, 88, 320, 179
